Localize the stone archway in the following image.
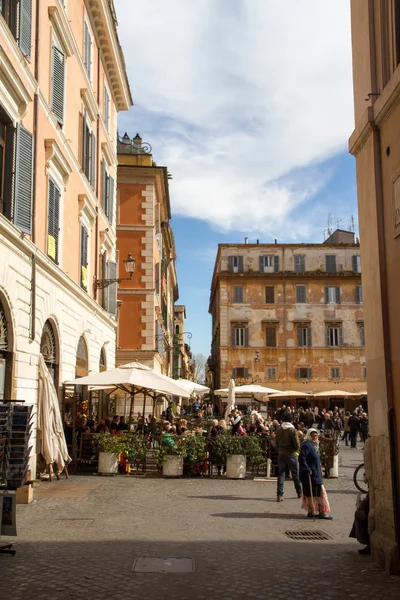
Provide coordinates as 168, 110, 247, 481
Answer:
76, 336, 89, 378
40, 319, 59, 388
0, 295, 13, 400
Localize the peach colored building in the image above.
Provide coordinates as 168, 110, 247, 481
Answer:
0, 1, 131, 473
349, 0, 400, 574
116, 134, 180, 415
208, 231, 365, 412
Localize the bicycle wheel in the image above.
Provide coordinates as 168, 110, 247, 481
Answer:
353, 463, 368, 493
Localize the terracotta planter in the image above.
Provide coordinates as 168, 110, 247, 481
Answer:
226, 454, 246, 479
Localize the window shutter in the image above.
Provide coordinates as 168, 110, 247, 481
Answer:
231, 328, 236, 347
307, 368, 312, 379
51, 45, 65, 125
296, 368, 300, 379
108, 176, 114, 223
14, 124, 33, 233
306, 327, 312, 347
80, 225, 88, 290
238, 255, 244, 272
101, 252, 107, 308
90, 132, 96, 187
101, 160, 107, 213
3, 123, 16, 221
326, 255, 336, 272
266, 328, 276, 347
352, 255, 358, 273
233, 286, 243, 303
244, 328, 249, 346
297, 328, 303, 347
300, 255, 305, 272
360, 327, 365, 347
232, 368, 237, 378
265, 286, 274, 303
19, 0, 32, 58
294, 255, 300, 272
107, 261, 118, 316
326, 328, 331, 346
296, 286, 306, 303
356, 285, 362, 304
155, 262, 160, 295
228, 256, 234, 272
259, 256, 264, 273
84, 22, 91, 78
274, 255, 279, 272
338, 327, 344, 347
244, 368, 249, 379
335, 286, 341, 304
47, 178, 60, 263
104, 87, 109, 129
325, 287, 329, 303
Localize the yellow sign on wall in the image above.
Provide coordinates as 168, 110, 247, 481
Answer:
81, 266, 88, 288
48, 235, 56, 260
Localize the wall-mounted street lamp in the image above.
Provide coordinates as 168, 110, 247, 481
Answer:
94, 253, 136, 289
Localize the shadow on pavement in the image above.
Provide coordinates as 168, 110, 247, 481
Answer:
211, 512, 311, 520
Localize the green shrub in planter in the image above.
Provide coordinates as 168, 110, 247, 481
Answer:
92, 432, 126, 456
122, 433, 147, 464
154, 435, 187, 468
183, 435, 206, 466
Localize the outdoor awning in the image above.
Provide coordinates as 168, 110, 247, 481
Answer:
177, 379, 210, 394
214, 384, 280, 395
267, 390, 312, 399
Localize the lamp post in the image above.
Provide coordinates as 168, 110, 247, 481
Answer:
93, 253, 136, 289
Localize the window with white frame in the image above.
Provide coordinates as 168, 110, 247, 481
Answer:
267, 367, 277, 380
79, 109, 96, 187
265, 326, 277, 347
352, 255, 361, 273
228, 255, 244, 273
233, 285, 243, 303
296, 367, 312, 379
101, 159, 114, 223
297, 326, 312, 347
326, 326, 344, 347
51, 35, 66, 126
259, 255, 279, 273
232, 326, 248, 347
78, 195, 96, 293
331, 367, 341, 379
325, 286, 340, 304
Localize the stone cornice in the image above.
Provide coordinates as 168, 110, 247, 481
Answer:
48, 5, 75, 57
0, 45, 33, 122
45, 138, 72, 185
87, 0, 132, 111
101, 140, 117, 167
81, 87, 99, 122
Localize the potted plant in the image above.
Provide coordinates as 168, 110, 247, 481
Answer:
183, 434, 206, 476
154, 436, 187, 477
122, 433, 147, 474
225, 435, 247, 479
92, 432, 125, 475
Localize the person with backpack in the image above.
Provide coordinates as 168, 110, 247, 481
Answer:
275, 412, 302, 502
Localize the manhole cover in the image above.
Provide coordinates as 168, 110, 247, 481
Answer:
50, 519, 94, 528
285, 530, 331, 541
132, 557, 195, 573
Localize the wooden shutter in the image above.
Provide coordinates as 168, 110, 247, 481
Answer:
244, 368, 249, 379
266, 327, 276, 347
51, 45, 65, 125
265, 286, 274, 303
101, 160, 107, 213
155, 262, 160, 295
228, 256, 234, 272
101, 252, 107, 308
296, 286, 306, 303
84, 22, 91, 78
244, 328, 249, 346
325, 287, 329, 303
356, 285, 362, 304
233, 286, 243, 303
19, 0, 32, 58
108, 176, 114, 223
14, 124, 33, 233
231, 328, 236, 347
352, 255, 359, 273
232, 368, 237, 378
306, 327, 312, 347
326, 255, 336, 272
295, 255, 305, 272
47, 178, 60, 263
297, 327, 303, 347
80, 225, 88, 290
274, 255, 279, 272
104, 87, 109, 129
335, 286, 341, 303
90, 132, 96, 187
238, 256, 244, 272
360, 327, 365, 347
296, 368, 300, 379
259, 256, 264, 273
326, 328, 331, 346
338, 327, 344, 347
3, 122, 16, 221
78, 113, 84, 169
307, 368, 312, 379
107, 261, 117, 315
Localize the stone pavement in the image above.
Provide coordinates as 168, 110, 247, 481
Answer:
1, 442, 399, 599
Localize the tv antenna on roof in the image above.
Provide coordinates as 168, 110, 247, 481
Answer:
349, 215, 355, 233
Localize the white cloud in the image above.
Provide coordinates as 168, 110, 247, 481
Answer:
114, 0, 354, 236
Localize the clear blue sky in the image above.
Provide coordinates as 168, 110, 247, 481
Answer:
114, 0, 358, 357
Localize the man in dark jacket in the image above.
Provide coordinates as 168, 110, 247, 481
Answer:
348, 412, 360, 448
275, 413, 302, 502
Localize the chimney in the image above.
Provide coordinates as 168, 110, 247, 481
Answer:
275, 239, 277, 244
244, 237, 248, 244
256, 239, 259, 244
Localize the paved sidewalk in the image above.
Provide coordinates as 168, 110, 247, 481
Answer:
1, 442, 399, 599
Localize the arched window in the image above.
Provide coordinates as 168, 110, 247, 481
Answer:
40, 320, 59, 385
99, 347, 106, 372
0, 298, 12, 400
76, 336, 89, 377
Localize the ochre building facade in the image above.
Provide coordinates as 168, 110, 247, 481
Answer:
209, 231, 365, 411
349, 0, 400, 574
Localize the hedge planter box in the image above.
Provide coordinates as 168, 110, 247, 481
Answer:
98, 452, 119, 475
163, 456, 184, 477
226, 455, 246, 479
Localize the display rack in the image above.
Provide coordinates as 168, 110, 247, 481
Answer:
0, 400, 33, 556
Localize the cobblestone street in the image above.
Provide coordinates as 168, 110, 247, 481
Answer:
1, 443, 399, 600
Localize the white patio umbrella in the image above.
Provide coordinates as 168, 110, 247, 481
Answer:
313, 389, 359, 398
215, 383, 280, 395
267, 390, 312, 399
224, 378, 236, 423
176, 379, 210, 394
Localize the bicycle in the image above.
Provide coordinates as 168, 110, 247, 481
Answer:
353, 463, 368, 493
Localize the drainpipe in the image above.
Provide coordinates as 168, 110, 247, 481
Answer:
94, 47, 100, 302
32, 0, 41, 245
30, 252, 36, 341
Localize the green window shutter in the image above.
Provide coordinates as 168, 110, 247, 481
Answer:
101, 252, 107, 309
104, 87, 109, 129
47, 178, 60, 263
297, 327, 303, 347
294, 255, 305, 272
259, 256, 264, 273
51, 45, 65, 125
90, 132, 96, 187
101, 160, 107, 213
231, 328, 236, 347
3, 122, 16, 221
306, 328, 312, 347
352, 255, 358, 273
107, 261, 118, 316
307, 368, 312, 379
274, 255, 279, 272
296, 286, 306, 303
326, 328, 331, 346
338, 327, 344, 347
295, 368, 300, 379
14, 124, 33, 233
244, 328, 249, 346
238, 256, 244, 272
228, 256, 234, 272
233, 286, 243, 303
356, 285, 362, 304
19, 0, 32, 58
325, 287, 329, 303
108, 175, 114, 223
300, 255, 305, 272
335, 286, 341, 304
83, 120, 90, 178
